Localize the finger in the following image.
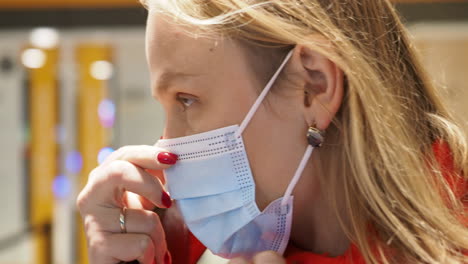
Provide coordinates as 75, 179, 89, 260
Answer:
252, 251, 286, 264
228, 257, 249, 264
108, 233, 155, 264
137, 194, 159, 211
128, 208, 168, 263
146, 169, 165, 185
103, 145, 178, 170
92, 207, 168, 259
90, 160, 172, 209
125, 192, 147, 210
88, 233, 154, 264
125, 192, 159, 211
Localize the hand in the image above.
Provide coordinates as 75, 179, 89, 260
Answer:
76, 145, 178, 264
228, 251, 287, 264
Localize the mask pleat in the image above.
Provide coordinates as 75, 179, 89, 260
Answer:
177, 188, 251, 222
166, 151, 252, 199
187, 200, 260, 253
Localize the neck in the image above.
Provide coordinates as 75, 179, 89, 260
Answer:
289, 149, 351, 256
290, 194, 350, 256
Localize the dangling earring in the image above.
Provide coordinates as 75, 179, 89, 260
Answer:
307, 126, 324, 147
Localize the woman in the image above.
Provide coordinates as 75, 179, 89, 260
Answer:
77, 0, 468, 263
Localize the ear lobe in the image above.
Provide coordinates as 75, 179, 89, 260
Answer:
297, 45, 344, 131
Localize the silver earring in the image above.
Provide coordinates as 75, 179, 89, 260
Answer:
307, 126, 324, 147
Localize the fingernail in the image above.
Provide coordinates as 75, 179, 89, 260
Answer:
161, 191, 172, 208
164, 252, 171, 264
157, 152, 178, 165
160, 136, 163, 139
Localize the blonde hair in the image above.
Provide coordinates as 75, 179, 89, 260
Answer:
142, 0, 468, 263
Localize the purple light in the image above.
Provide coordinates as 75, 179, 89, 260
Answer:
98, 147, 115, 165
53, 175, 71, 199
65, 151, 83, 174
98, 99, 116, 128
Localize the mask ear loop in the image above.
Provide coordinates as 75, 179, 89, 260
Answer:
280, 145, 314, 208
231, 49, 305, 210
234, 50, 294, 139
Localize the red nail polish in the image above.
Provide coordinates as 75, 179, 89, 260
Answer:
161, 191, 172, 208
160, 136, 163, 139
157, 152, 178, 165
164, 251, 171, 264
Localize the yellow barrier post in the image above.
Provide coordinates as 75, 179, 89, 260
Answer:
28, 47, 58, 264
76, 44, 112, 264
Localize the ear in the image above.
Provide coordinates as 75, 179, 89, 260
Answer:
289, 44, 344, 131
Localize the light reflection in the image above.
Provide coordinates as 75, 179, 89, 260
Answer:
98, 147, 115, 165
65, 151, 83, 174
21, 48, 46, 69
98, 99, 116, 128
90, 60, 113, 80
30, 27, 59, 49
53, 175, 71, 199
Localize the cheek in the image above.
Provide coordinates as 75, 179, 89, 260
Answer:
242, 98, 307, 210
162, 86, 254, 138
163, 111, 193, 138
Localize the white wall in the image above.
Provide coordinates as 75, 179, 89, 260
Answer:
0, 30, 33, 264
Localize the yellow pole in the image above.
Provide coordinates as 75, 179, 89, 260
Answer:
76, 44, 112, 264
28, 47, 58, 264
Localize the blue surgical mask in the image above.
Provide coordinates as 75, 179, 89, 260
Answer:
156, 50, 315, 259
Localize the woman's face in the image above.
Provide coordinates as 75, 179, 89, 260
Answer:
146, 12, 318, 210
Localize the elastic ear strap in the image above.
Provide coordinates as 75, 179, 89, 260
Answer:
281, 145, 314, 207
235, 50, 294, 138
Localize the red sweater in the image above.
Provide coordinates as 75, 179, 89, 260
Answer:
169, 141, 467, 264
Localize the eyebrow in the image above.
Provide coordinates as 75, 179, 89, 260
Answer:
154, 71, 201, 98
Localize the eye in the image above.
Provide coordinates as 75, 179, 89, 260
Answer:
180, 97, 195, 107
176, 93, 197, 109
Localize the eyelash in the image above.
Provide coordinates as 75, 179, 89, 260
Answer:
176, 93, 197, 110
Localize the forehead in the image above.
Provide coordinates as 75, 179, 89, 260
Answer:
145, 12, 236, 75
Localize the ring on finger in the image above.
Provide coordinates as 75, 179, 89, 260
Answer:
119, 207, 127, 233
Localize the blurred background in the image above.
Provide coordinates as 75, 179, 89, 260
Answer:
0, 0, 467, 264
